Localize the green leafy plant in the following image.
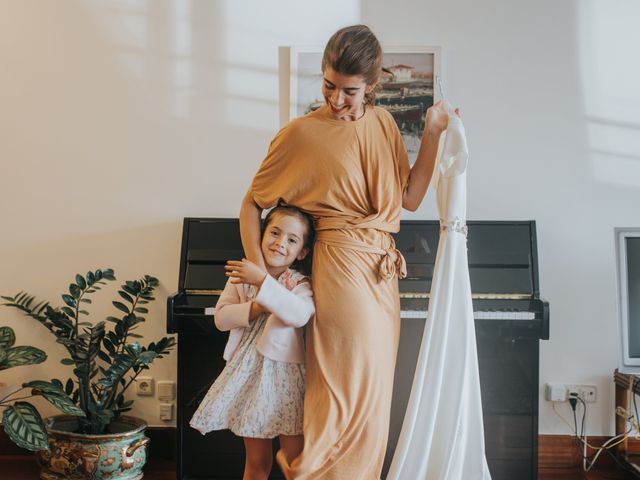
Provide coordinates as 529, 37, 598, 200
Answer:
0, 325, 83, 451
1, 268, 176, 435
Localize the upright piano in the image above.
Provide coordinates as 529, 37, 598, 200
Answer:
168, 218, 549, 480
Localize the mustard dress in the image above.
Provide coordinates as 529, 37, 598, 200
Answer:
251, 105, 410, 479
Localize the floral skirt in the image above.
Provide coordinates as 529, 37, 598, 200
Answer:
189, 314, 305, 439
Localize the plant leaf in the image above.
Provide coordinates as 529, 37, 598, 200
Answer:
97, 350, 111, 363
40, 391, 85, 417
137, 351, 158, 365
65, 378, 74, 395
0, 326, 16, 349
118, 291, 134, 303
2, 402, 48, 451
69, 283, 81, 299
3, 346, 47, 368
113, 301, 129, 314
75, 274, 87, 290
103, 338, 116, 355
102, 269, 115, 281
62, 294, 76, 308
23, 380, 65, 394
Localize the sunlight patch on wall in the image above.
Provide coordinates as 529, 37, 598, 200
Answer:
579, 0, 640, 187
93, 0, 149, 80
87, 0, 194, 118
171, 0, 192, 117
221, 0, 361, 130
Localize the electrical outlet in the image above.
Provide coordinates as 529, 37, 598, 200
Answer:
565, 384, 598, 403
579, 385, 597, 403
136, 376, 154, 396
545, 383, 597, 403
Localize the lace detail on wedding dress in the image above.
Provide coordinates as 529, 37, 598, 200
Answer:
440, 217, 468, 236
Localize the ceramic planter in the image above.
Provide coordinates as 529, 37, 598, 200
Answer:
36, 415, 149, 480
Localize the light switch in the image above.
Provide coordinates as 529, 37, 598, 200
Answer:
157, 381, 176, 401
159, 403, 173, 421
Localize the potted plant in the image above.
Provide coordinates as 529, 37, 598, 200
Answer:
1, 268, 176, 480
1, 325, 83, 451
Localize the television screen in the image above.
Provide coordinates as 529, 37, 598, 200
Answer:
616, 229, 640, 371
627, 237, 640, 358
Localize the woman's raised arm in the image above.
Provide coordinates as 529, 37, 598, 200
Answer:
402, 101, 459, 211
239, 191, 267, 270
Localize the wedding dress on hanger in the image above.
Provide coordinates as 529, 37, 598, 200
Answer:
387, 101, 492, 480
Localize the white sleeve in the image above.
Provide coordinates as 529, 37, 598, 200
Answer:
213, 280, 252, 331
254, 275, 315, 328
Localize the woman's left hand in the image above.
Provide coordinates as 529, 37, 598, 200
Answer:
225, 259, 268, 286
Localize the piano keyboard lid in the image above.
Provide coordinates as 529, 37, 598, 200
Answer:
394, 220, 541, 298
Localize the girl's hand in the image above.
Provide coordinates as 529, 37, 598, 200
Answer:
424, 101, 461, 137
225, 259, 268, 286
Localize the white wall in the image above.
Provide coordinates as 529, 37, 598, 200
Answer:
1, 0, 639, 436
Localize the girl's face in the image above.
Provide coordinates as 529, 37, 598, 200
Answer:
322, 67, 374, 121
261, 213, 309, 276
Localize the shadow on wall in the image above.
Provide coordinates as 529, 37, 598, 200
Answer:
579, 0, 640, 188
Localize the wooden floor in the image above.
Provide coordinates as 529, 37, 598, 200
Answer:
1, 456, 176, 480
1, 455, 638, 479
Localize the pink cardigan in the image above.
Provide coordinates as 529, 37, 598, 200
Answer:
213, 269, 314, 364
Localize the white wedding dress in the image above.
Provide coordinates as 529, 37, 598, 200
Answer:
387, 105, 492, 480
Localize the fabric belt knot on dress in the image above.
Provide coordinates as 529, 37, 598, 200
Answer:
379, 240, 407, 281
440, 217, 468, 237
315, 230, 407, 282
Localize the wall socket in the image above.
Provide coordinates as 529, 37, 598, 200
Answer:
545, 382, 597, 403
136, 376, 154, 396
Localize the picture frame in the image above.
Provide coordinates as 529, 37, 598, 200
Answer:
280, 45, 442, 163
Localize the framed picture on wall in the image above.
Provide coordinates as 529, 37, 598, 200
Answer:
279, 45, 441, 163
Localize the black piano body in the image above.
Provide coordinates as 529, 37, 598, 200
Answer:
168, 218, 549, 480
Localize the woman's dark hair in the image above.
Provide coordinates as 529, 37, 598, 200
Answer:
321, 24, 383, 105
262, 205, 315, 275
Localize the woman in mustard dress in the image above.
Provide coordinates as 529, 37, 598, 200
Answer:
240, 25, 454, 479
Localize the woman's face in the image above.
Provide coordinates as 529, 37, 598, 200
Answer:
322, 67, 374, 121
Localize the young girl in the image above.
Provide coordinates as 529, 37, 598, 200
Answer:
190, 205, 315, 480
